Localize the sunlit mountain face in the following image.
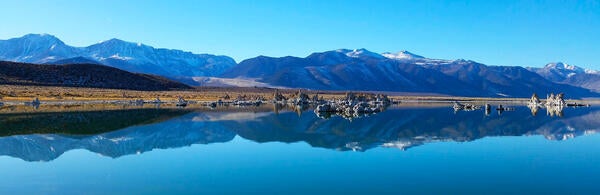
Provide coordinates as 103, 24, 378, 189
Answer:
528, 62, 600, 93
2, 34, 600, 97
221, 49, 599, 97
0, 105, 598, 162
0, 34, 237, 84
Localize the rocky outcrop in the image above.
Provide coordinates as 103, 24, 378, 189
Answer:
293, 90, 310, 105
545, 93, 566, 106
528, 93, 542, 106
314, 92, 390, 120
272, 89, 287, 102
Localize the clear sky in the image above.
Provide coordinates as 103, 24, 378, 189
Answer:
0, 0, 599, 69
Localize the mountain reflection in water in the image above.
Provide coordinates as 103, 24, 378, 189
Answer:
0, 105, 598, 162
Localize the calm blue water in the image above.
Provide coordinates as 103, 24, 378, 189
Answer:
0, 105, 599, 194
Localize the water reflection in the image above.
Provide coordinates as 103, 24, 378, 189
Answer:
0, 109, 192, 136
0, 105, 598, 161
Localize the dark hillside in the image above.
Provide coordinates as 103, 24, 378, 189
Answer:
0, 61, 191, 91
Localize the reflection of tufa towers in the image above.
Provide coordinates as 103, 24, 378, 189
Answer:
546, 106, 564, 117
528, 104, 540, 116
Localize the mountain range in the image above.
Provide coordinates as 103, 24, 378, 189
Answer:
528, 62, 600, 93
223, 49, 597, 97
0, 34, 236, 82
1, 34, 600, 97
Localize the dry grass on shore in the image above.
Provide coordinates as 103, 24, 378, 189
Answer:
1, 85, 597, 114
0, 85, 347, 102
0, 84, 557, 103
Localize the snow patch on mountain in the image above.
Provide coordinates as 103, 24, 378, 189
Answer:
545, 62, 585, 72
540, 62, 599, 75
585, 69, 600, 74
341, 48, 385, 59
382, 50, 425, 60
109, 54, 134, 60
0, 34, 237, 79
380, 50, 468, 66
530, 62, 600, 79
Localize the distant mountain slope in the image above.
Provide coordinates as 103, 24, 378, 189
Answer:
528, 62, 600, 92
0, 61, 191, 90
83, 38, 236, 78
0, 34, 81, 63
0, 34, 237, 81
222, 49, 599, 97
419, 61, 596, 97
222, 50, 479, 96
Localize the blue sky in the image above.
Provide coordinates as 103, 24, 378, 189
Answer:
0, 0, 599, 69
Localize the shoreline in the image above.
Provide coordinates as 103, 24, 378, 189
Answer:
0, 84, 560, 101
1, 85, 598, 108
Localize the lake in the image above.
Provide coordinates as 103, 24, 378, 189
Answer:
0, 104, 599, 194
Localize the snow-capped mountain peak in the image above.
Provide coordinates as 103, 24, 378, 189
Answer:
585, 69, 600, 74
101, 38, 126, 45
91, 38, 149, 50
544, 62, 585, 73
0, 34, 78, 63
9, 33, 68, 50
528, 62, 600, 91
382, 50, 425, 60
339, 48, 385, 59
21, 33, 64, 44
0, 34, 238, 79
381, 50, 458, 66
540, 62, 599, 76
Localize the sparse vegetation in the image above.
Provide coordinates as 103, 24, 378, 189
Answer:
0, 84, 536, 103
